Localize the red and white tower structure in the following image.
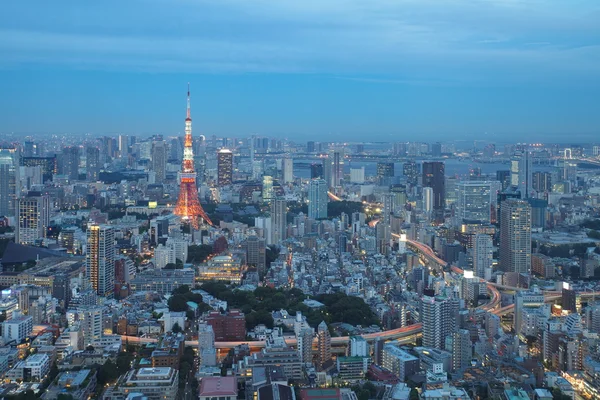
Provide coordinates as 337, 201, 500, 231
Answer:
174, 84, 212, 228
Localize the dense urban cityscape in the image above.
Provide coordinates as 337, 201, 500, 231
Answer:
0, 84, 599, 400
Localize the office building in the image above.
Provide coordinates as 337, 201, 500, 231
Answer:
377, 162, 394, 182
217, 148, 233, 186
562, 283, 578, 314
198, 255, 243, 284
86, 224, 115, 298
423, 187, 434, 215
422, 296, 458, 350
0, 148, 19, 216
151, 140, 167, 183
20, 156, 57, 183
61, 146, 80, 181
511, 151, 533, 198
422, 161, 445, 219
16, 192, 50, 245
3, 315, 33, 343
205, 310, 246, 342
6, 353, 50, 382
382, 344, 420, 381
282, 158, 293, 183
270, 198, 287, 244
86, 146, 100, 181
515, 287, 544, 336
308, 178, 328, 219
104, 367, 179, 400
331, 149, 343, 187
532, 171, 552, 193
473, 234, 493, 280
431, 142, 442, 157
454, 181, 500, 224
350, 167, 365, 184
244, 236, 266, 273
262, 175, 273, 202
317, 321, 331, 370
499, 199, 531, 274
310, 163, 323, 179
403, 161, 419, 186
199, 377, 237, 400
130, 268, 195, 295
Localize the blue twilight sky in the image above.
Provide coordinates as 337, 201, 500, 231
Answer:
0, 0, 599, 142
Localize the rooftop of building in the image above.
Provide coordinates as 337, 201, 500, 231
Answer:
199, 376, 237, 396
300, 388, 341, 400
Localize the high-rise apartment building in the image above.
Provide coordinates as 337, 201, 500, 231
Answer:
151, 141, 167, 183
308, 178, 328, 220
422, 162, 445, 220
421, 296, 458, 350
262, 175, 273, 202
377, 162, 394, 181
423, 187, 434, 215
499, 199, 532, 274
86, 146, 100, 181
16, 192, 50, 245
297, 328, 313, 364
473, 234, 493, 280
217, 149, 233, 186
86, 224, 115, 298
317, 321, 331, 370
331, 150, 343, 187
282, 158, 293, 184
270, 199, 287, 244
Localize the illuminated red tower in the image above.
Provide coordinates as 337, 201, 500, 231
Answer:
174, 84, 212, 228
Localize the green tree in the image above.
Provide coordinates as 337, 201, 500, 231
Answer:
57, 394, 75, 400
168, 295, 189, 312
172, 322, 182, 333
409, 388, 419, 400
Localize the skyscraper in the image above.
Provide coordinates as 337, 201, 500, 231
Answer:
317, 321, 331, 370
500, 199, 532, 274
151, 141, 167, 183
61, 146, 80, 181
422, 161, 445, 220
217, 149, 233, 186
473, 234, 493, 280
454, 181, 501, 224
16, 192, 50, 245
423, 187, 434, 215
86, 146, 100, 181
174, 85, 212, 228
270, 199, 287, 244
511, 152, 533, 198
403, 161, 419, 186
377, 162, 394, 181
262, 175, 273, 202
297, 328, 313, 364
0, 148, 19, 217
450, 329, 472, 372
308, 178, 328, 219
421, 296, 458, 349
310, 163, 323, 179
86, 224, 115, 298
331, 149, 343, 188
244, 236, 266, 273
282, 158, 293, 184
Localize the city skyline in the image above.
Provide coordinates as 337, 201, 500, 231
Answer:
1, 1, 599, 140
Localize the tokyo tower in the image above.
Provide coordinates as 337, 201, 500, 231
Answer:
174, 84, 212, 228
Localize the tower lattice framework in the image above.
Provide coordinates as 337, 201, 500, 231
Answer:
174, 84, 212, 228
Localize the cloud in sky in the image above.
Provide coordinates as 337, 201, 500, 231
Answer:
1, 0, 598, 79
0, 0, 598, 139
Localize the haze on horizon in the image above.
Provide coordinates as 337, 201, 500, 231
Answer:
0, 0, 599, 142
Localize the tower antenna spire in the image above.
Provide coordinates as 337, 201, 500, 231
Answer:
186, 82, 191, 120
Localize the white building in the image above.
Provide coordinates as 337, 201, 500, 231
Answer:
350, 167, 365, 184
163, 312, 186, 333
282, 158, 294, 184
2, 315, 33, 343
308, 178, 328, 220
6, 353, 50, 382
